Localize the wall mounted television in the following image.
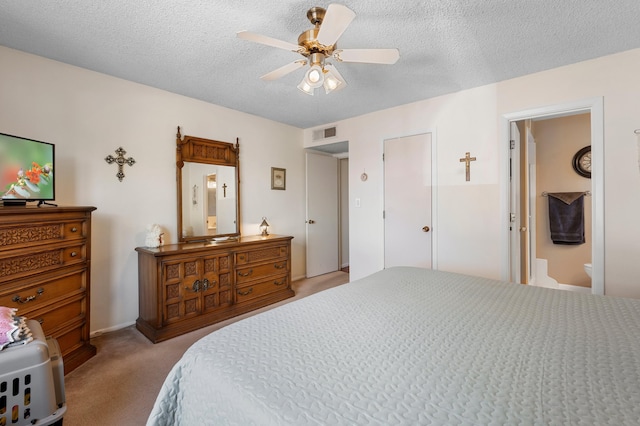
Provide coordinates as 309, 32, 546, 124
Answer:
0, 132, 55, 207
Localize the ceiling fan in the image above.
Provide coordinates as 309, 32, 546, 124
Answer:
237, 3, 400, 95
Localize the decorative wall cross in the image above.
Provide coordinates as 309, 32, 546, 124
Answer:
105, 147, 136, 182
459, 152, 476, 181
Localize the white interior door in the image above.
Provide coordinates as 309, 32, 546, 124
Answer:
526, 126, 537, 284
306, 152, 339, 277
509, 122, 522, 283
384, 133, 432, 268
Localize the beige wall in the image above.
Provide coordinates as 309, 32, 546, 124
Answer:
534, 114, 592, 287
4, 43, 640, 334
0, 46, 306, 334
306, 48, 640, 300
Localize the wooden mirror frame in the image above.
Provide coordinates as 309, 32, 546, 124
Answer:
176, 126, 241, 242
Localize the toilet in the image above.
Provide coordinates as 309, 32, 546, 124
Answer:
584, 263, 592, 278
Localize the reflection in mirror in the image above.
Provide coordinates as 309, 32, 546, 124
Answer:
207, 174, 216, 232
180, 164, 237, 238
176, 126, 240, 242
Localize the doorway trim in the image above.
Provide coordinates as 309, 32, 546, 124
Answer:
500, 97, 604, 295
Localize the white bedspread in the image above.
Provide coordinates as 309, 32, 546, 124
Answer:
147, 267, 640, 425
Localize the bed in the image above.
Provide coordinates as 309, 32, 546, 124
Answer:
147, 267, 640, 425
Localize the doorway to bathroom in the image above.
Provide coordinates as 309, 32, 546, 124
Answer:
503, 97, 604, 295
512, 114, 592, 291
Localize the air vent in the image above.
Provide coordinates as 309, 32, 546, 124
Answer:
312, 126, 337, 141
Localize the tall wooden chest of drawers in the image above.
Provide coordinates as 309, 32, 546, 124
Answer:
136, 235, 294, 343
0, 206, 96, 374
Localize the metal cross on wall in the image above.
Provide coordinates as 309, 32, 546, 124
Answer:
105, 147, 136, 182
459, 152, 476, 181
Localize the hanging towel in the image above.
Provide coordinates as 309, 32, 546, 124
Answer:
547, 192, 585, 245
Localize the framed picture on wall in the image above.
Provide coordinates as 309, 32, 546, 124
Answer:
271, 167, 286, 190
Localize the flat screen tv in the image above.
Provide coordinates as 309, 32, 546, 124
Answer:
0, 132, 55, 206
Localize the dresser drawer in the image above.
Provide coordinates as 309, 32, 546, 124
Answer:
236, 260, 288, 284
0, 220, 87, 251
0, 243, 86, 283
27, 298, 85, 333
236, 275, 289, 304
55, 324, 85, 357
235, 244, 288, 265
63, 221, 86, 239
0, 269, 86, 312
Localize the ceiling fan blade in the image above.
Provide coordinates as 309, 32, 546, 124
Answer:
237, 30, 301, 53
334, 48, 400, 64
316, 4, 356, 47
260, 60, 307, 81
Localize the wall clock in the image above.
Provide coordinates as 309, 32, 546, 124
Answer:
572, 146, 591, 178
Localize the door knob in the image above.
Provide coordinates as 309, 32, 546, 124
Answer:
306, 220, 316, 224
422, 226, 430, 232
519, 227, 527, 232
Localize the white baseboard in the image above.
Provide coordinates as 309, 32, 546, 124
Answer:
558, 283, 592, 294
90, 320, 136, 338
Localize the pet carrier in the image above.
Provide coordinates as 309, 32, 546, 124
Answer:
0, 320, 65, 425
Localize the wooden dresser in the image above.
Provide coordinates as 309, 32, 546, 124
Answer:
136, 234, 294, 343
0, 206, 96, 374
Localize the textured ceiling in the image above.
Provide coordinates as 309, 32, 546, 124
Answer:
1, 1, 640, 129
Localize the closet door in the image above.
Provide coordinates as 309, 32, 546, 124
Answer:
384, 133, 432, 269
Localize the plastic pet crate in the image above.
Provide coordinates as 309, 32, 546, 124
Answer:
0, 320, 65, 426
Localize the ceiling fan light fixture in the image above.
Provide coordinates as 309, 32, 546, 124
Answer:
323, 63, 346, 93
323, 71, 342, 94
297, 80, 315, 96
304, 64, 325, 88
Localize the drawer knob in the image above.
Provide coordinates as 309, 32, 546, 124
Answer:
238, 269, 253, 277
12, 288, 45, 304
274, 279, 286, 286
184, 280, 201, 292
70, 251, 78, 257
71, 227, 78, 232
201, 278, 214, 291
274, 262, 286, 269
237, 288, 253, 296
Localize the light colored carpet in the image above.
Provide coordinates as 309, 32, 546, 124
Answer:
63, 271, 349, 426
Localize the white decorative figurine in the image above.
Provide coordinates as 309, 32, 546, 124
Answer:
145, 224, 164, 248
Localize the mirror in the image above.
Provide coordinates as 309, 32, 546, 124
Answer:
176, 127, 240, 242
